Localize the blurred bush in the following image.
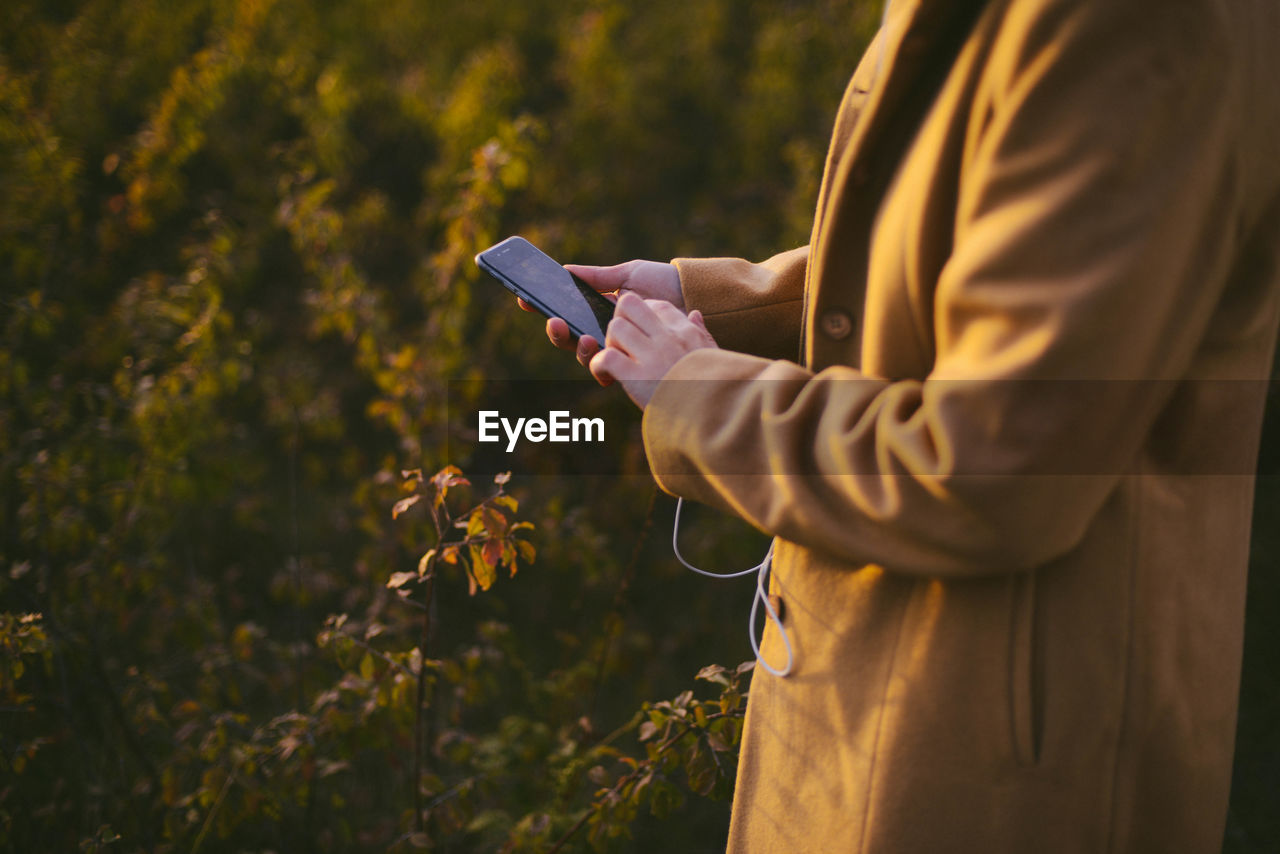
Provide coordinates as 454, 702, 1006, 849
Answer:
0, 0, 1274, 851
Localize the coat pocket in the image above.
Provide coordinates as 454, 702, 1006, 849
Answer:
1008, 572, 1042, 766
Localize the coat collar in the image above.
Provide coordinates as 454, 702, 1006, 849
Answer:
804, 0, 990, 365
827, 0, 990, 221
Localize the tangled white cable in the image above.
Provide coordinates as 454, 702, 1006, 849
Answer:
671, 498, 794, 677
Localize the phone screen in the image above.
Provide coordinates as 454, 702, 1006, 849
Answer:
477, 236, 615, 341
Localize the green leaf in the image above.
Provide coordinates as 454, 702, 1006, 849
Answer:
465, 809, 510, 835
684, 740, 716, 796
719, 689, 740, 715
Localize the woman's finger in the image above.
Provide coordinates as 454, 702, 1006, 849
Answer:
613, 291, 663, 336
546, 317, 576, 351
589, 347, 631, 386
576, 335, 601, 367
564, 262, 631, 293
605, 314, 653, 362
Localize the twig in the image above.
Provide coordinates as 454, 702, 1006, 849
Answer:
543, 706, 743, 854
413, 565, 436, 834
190, 771, 236, 854
332, 631, 420, 679
413, 490, 448, 835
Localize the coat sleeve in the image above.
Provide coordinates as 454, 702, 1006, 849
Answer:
642, 1, 1240, 576
671, 246, 807, 360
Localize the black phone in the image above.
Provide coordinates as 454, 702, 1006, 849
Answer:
476, 236, 615, 342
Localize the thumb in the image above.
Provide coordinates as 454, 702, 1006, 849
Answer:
564, 262, 629, 293
688, 309, 717, 347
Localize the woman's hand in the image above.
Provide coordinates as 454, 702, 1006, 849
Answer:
588, 292, 718, 410
518, 259, 683, 367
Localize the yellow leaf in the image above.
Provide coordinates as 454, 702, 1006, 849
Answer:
431, 465, 469, 492
417, 549, 436, 576
386, 571, 416, 589
516, 540, 536, 564
465, 566, 478, 596
469, 544, 496, 593
391, 495, 420, 519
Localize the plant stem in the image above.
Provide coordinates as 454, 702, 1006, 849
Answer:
414, 562, 436, 835
414, 490, 447, 835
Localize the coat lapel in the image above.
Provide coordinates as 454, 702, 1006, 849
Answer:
804, 0, 991, 367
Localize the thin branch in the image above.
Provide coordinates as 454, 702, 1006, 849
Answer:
413, 556, 438, 835
332, 631, 420, 679
190, 771, 236, 854
544, 706, 744, 854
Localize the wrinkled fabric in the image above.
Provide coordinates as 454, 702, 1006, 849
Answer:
643, 0, 1280, 851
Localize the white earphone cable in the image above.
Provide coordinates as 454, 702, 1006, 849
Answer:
673, 498, 793, 677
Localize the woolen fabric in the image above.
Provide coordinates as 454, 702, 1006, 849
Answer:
641, 0, 1280, 851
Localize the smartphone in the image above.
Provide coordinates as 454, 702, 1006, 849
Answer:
476, 236, 615, 342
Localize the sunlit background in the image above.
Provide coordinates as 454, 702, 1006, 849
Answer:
1, 0, 1276, 850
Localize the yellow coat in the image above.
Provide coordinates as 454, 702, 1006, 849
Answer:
642, 0, 1280, 851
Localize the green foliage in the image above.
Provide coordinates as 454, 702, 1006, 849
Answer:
2, 0, 1275, 851
1, 2, 873, 847
567, 662, 755, 850
0, 611, 51, 775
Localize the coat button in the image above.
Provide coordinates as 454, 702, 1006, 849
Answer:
819, 308, 854, 340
